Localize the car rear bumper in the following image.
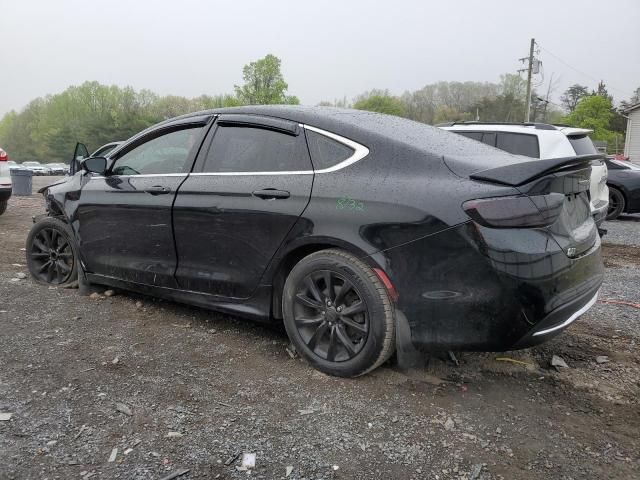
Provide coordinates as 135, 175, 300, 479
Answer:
0, 186, 12, 201
512, 287, 599, 348
591, 200, 608, 227
381, 222, 604, 352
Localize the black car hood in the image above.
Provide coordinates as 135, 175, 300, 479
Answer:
37, 175, 74, 194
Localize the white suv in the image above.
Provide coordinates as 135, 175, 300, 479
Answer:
438, 122, 609, 228
0, 147, 11, 215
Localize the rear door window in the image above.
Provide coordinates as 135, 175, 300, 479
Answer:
496, 132, 540, 158
568, 135, 598, 155
203, 125, 311, 172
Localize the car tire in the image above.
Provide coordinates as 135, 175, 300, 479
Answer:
26, 216, 79, 288
0, 200, 6, 216
606, 187, 625, 220
282, 249, 395, 377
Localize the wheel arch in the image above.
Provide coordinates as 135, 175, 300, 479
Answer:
267, 238, 380, 320
607, 182, 629, 211
46, 197, 69, 220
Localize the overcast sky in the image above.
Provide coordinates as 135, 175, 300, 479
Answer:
1, 0, 639, 116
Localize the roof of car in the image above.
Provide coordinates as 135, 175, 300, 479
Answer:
133, 105, 516, 160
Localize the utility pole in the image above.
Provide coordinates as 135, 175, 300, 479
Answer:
524, 38, 535, 122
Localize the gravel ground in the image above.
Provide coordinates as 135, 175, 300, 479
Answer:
602, 214, 640, 246
0, 177, 638, 480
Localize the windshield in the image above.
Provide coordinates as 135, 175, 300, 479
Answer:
567, 135, 597, 155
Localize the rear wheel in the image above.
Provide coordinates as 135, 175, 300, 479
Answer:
282, 249, 395, 377
26, 217, 78, 288
606, 187, 625, 220
0, 200, 6, 216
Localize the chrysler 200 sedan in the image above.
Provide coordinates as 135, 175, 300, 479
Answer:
26, 106, 604, 377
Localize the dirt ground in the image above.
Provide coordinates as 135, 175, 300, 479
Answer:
1, 177, 639, 480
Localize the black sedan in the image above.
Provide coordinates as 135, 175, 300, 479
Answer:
605, 158, 640, 220
26, 106, 604, 377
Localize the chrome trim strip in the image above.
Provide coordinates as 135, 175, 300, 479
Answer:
89, 173, 187, 180
89, 124, 369, 178
532, 290, 599, 337
190, 170, 313, 177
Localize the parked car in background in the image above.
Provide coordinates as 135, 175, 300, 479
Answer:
438, 122, 609, 229
0, 147, 11, 215
28, 106, 604, 377
69, 141, 123, 175
21, 161, 51, 176
7, 160, 19, 171
604, 158, 640, 219
45, 163, 68, 175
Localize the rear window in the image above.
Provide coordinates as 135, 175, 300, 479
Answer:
305, 130, 354, 170
568, 135, 597, 155
456, 131, 483, 142
496, 132, 540, 158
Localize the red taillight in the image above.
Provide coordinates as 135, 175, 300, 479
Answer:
373, 268, 399, 302
0, 150, 7, 162
463, 193, 565, 228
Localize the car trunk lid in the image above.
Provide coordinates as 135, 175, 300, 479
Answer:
448, 154, 599, 258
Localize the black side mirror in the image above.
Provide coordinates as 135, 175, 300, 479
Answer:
81, 157, 108, 174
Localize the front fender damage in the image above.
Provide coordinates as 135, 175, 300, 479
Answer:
39, 174, 85, 229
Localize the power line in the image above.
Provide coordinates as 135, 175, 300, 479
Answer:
538, 45, 633, 98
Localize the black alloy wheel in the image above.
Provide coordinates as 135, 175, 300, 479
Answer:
283, 249, 395, 377
26, 217, 78, 287
293, 270, 370, 362
606, 187, 625, 220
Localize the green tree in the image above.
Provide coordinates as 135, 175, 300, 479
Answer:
592, 80, 613, 104
563, 95, 615, 143
561, 84, 589, 112
432, 106, 471, 124
353, 94, 406, 117
234, 54, 299, 105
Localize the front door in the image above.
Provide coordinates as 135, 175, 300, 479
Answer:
76, 122, 208, 287
70, 142, 89, 175
173, 115, 314, 298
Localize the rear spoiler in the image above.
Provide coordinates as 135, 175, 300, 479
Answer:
469, 154, 604, 187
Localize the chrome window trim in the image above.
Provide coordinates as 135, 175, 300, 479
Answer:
532, 289, 599, 337
190, 124, 368, 176
89, 124, 369, 178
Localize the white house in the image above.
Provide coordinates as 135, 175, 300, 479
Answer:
623, 103, 640, 164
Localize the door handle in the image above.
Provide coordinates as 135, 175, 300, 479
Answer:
252, 188, 290, 200
144, 185, 172, 195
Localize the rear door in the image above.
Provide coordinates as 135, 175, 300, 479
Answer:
76, 118, 210, 287
173, 114, 313, 298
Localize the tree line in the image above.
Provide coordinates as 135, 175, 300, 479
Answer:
329, 78, 638, 153
1, 53, 638, 162
0, 54, 296, 162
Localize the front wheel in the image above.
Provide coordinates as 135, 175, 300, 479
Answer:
606, 187, 625, 220
282, 249, 395, 377
26, 217, 79, 287
0, 200, 6, 216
